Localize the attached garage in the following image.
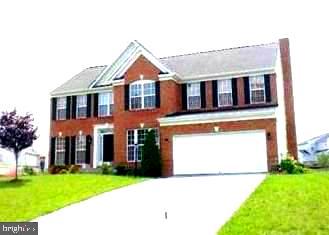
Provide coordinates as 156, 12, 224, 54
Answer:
172, 130, 268, 175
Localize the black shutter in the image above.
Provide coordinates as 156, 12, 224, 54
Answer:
86, 135, 92, 164
64, 136, 70, 165
181, 84, 187, 110
212, 80, 218, 107
70, 136, 76, 164
244, 77, 250, 104
124, 84, 130, 110
200, 81, 206, 108
50, 137, 56, 165
51, 98, 57, 120
66, 96, 71, 120
71, 96, 77, 119
231, 78, 238, 106
155, 81, 160, 108
87, 94, 92, 117
264, 74, 272, 103
93, 94, 98, 117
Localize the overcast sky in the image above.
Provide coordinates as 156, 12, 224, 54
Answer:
0, 0, 328, 155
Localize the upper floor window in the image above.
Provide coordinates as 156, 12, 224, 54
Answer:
250, 75, 265, 104
187, 82, 201, 109
127, 128, 159, 162
130, 80, 155, 109
76, 95, 87, 118
76, 135, 86, 164
98, 92, 113, 117
56, 97, 66, 120
218, 79, 233, 106
55, 137, 65, 165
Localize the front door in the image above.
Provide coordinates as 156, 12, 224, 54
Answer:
103, 134, 114, 162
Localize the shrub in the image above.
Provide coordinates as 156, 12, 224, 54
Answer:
99, 163, 112, 175
113, 163, 128, 175
280, 154, 305, 174
68, 165, 81, 174
48, 165, 81, 174
23, 166, 36, 176
317, 153, 329, 168
141, 129, 162, 177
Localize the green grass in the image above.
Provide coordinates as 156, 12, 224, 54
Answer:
0, 174, 143, 221
218, 172, 329, 235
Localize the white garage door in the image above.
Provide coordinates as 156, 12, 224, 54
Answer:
173, 130, 268, 175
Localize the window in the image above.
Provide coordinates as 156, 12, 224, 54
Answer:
98, 92, 113, 117
55, 137, 65, 165
76, 95, 87, 118
218, 79, 233, 106
130, 80, 155, 109
76, 135, 86, 164
56, 97, 66, 120
250, 75, 265, 104
127, 128, 159, 162
187, 83, 201, 109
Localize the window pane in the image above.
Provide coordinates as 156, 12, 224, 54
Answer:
137, 129, 146, 144
130, 84, 142, 96
250, 76, 265, 89
77, 107, 87, 118
219, 93, 232, 106
99, 93, 110, 105
57, 97, 66, 108
218, 79, 232, 93
144, 82, 155, 95
127, 146, 135, 161
99, 105, 108, 116
144, 96, 155, 108
57, 109, 66, 120
127, 130, 135, 145
187, 83, 200, 96
188, 96, 201, 109
131, 97, 142, 109
251, 90, 265, 103
137, 145, 143, 161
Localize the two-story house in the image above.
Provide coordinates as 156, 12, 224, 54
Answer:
49, 38, 297, 176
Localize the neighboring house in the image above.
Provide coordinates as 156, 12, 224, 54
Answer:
298, 133, 329, 164
0, 148, 41, 175
49, 38, 297, 176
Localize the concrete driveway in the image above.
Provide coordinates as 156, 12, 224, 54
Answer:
35, 174, 266, 235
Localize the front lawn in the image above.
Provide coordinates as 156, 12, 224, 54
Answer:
0, 174, 143, 221
218, 171, 329, 234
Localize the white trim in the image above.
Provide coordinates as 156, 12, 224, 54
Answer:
90, 41, 172, 88
275, 48, 288, 161
178, 67, 275, 83
51, 86, 113, 98
92, 123, 114, 167
158, 107, 277, 126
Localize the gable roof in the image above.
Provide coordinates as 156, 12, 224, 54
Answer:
51, 41, 278, 96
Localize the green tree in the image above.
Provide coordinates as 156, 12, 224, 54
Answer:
141, 129, 162, 177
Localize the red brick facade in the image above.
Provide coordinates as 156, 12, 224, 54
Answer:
50, 40, 297, 176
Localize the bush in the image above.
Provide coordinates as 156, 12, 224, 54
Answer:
141, 129, 162, 177
48, 165, 81, 174
99, 163, 112, 175
280, 154, 305, 174
23, 166, 36, 176
68, 165, 81, 174
317, 153, 329, 168
113, 163, 128, 175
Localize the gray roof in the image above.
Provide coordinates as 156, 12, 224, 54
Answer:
51, 66, 106, 95
160, 43, 278, 78
51, 42, 278, 96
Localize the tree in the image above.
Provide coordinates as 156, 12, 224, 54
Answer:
0, 110, 37, 180
141, 129, 162, 177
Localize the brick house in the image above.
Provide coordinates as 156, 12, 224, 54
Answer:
49, 38, 297, 176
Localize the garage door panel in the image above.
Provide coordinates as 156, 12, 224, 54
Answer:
173, 130, 268, 175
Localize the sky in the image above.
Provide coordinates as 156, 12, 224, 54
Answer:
0, 0, 328, 156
